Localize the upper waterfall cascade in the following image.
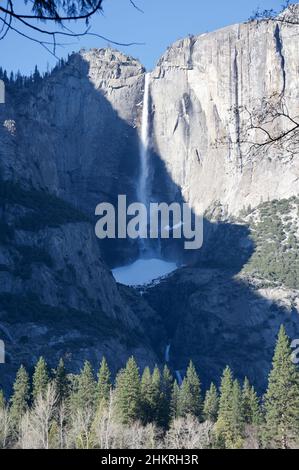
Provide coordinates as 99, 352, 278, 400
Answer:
112, 72, 178, 286
137, 73, 152, 252
137, 72, 151, 209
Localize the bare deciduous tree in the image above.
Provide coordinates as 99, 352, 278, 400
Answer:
18, 383, 57, 449
92, 390, 119, 449
230, 95, 299, 160
121, 422, 161, 449
57, 401, 68, 449
243, 424, 261, 449
0, 407, 11, 449
164, 415, 214, 449
67, 406, 94, 449
239, 3, 299, 158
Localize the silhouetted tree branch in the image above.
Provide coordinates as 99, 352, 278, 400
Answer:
226, 3, 299, 159
234, 96, 299, 159
0, 0, 144, 57
250, 1, 299, 25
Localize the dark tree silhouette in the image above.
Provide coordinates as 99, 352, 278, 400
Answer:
250, 1, 299, 25
0, 0, 143, 57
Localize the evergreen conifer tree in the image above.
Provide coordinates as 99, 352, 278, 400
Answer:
54, 358, 68, 405
203, 382, 219, 423
170, 380, 180, 421
230, 379, 245, 448
114, 357, 141, 425
178, 361, 202, 419
216, 372, 245, 448
140, 366, 153, 423
97, 357, 111, 408
10, 365, 30, 427
242, 377, 261, 426
263, 326, 299, 449
76, 361, 96, 411
151, 366, 162, 424
215, 366, 234, 448
159, 365, 173, 428
32, 357, 49, 402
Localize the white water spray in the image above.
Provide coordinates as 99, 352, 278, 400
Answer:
165, 344, 171, 363
175, 370, 183, 385
111, 75, 179, 286
138, 73, 151, 206
137, 73, 151, 244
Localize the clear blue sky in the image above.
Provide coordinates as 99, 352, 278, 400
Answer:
0, 0, 289, 75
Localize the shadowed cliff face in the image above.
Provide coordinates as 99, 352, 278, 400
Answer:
143, 217, 299, 392
0, 53, 163, 393
0, 50, 146, 266
0, 13, 299, 394
138, 150, 299, 392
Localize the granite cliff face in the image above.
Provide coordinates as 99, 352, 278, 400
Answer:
0, 182, 161, 392
0, 50, 161, 391
149, 17, 299, 216
0, 48, 146, 264
1, 49, 144, 208
0, 10, 299, 391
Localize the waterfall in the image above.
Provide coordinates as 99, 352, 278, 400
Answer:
175, 370, 183, 385
165, 344, 171, 363
137, 72, 151, 251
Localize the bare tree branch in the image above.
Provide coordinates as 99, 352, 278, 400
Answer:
0, 0, 144, 56
129, 1, 144, 14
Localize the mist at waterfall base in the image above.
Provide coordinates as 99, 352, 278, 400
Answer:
112, 258, 178, 286
111, 73, 180, 287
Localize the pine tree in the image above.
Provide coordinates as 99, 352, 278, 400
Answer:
32, 357, 49, 402
242, 377, 253, 423
140, 367, 153, 423
203, 382, 219, 423
54, 359, 68, 405
263, 326, 299, 449
97, 357, 111, 408
216, 371, 245, 448
242, 377, 261, 426
140, 366, 161, 424
68, 373, 80, 413
170, 380, 180, 421
215, 366, 234, 448
229, 379, 245, 448
178, 361, 202, 419
159, 365, 173, 428
151, 366, 162, 424
10, 365, 30, 427
114, 357, 141, 425
76, 361, 96, 411
33, 65, 41, 83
